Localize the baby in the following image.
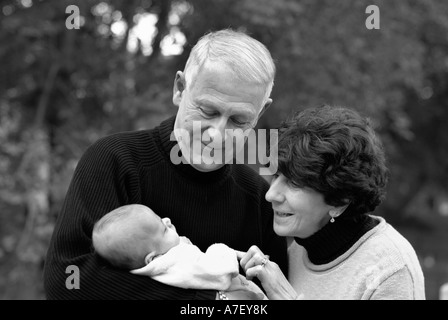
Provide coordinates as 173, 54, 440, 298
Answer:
92, 204, 266, 297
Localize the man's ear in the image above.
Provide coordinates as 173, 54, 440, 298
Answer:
173, 71, 185, 107
258, 98, 273, 120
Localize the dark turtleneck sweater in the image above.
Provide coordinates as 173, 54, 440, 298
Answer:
43, 116, 287, 299
294, 214, 379, 265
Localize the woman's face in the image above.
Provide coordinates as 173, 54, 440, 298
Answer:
265, 173, 334, 239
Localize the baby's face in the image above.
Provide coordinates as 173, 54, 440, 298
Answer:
153, 217, 181, 255
140, 208, 180, 256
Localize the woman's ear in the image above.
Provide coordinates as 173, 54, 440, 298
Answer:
330, 203, 350, 218
173, 71, 185, 106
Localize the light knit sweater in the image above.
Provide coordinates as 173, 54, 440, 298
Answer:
287, 216, 426, 300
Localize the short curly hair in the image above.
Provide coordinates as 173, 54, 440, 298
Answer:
276, 105, 389, 217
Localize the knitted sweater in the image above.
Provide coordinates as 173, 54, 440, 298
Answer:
43, 116, 287, 300
288, 216, 426, 300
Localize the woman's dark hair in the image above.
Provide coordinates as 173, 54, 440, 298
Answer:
276, 104, 389, 217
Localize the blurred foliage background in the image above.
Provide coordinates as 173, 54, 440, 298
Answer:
0, 0, 447, 300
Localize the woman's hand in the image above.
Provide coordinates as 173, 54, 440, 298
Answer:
236, 246, 299, 300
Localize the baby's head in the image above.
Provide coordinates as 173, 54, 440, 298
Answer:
92, 204, 180, 269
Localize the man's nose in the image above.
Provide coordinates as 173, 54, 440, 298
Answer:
205, 118, 227, 144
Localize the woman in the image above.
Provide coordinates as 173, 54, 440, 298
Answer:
238, 105, 425, 300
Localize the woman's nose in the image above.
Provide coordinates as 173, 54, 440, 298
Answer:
265, 179, 284, 203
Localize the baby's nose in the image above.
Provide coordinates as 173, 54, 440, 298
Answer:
162, 217, 172, 227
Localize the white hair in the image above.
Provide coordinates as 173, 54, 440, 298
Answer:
184, 29, 275, 103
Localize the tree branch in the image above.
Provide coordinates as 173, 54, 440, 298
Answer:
16, 63, 59, 180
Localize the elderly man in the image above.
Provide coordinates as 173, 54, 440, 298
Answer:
43, 29, 287, 299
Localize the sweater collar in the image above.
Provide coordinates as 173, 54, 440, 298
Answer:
294, 214, 379, 265
155, 115, 231, 183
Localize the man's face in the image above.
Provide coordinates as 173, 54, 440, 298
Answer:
172, 61, 271, 172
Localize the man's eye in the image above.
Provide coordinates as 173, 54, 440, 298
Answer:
231, 117, 249, 126
199, 107, 216, 117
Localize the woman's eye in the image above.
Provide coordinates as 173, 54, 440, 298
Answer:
287, 179, 296, 187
